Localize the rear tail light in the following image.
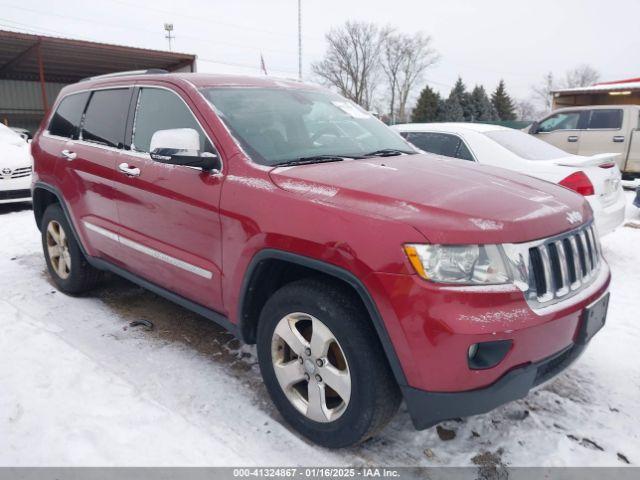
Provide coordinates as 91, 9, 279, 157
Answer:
598, 162, 616, 169
559, 171, 595, 196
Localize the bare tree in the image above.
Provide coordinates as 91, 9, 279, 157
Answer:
515, 98, 538, 121
564, 64, 600, 88
311, 21, 384, 109
397, 32, 440, 121
531, 72, 555, 112
380, 28, 403, 122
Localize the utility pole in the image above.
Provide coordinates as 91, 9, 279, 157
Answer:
164, 23, 174, 51
297, 0, 302, 80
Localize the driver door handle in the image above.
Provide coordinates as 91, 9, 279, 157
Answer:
118, 162, 141, 177
567, 135, 579, 142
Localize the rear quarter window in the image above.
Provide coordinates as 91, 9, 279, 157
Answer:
48, 92, 89, 139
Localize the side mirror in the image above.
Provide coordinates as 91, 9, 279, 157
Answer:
149, 128, 221, 172
529, 121, 540, 134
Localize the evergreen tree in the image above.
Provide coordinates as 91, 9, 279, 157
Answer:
469, 85, 493, 121
491, 80, 516, 120
450, 77, 473, 121
411, 85, 441, 122
440, 95, 464, 121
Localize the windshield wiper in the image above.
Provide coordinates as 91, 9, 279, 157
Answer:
272, 155, 350, 167
364, 148, 415, 157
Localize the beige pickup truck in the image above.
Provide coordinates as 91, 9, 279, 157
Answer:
528, 105, 640, 178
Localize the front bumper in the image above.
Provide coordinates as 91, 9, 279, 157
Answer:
0, 173, 32, 204
402, 288, 609, 429
402, 342, 584, 429
367, 256, 610, 429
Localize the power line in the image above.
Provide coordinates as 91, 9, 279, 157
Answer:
105, 0, 325, 42
0, 4, 308, 58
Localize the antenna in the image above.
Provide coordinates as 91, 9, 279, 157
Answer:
164, 23, 174, 51
297, 0, 302, 80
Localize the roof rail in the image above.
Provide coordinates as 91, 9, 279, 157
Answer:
80, 69, 169, 82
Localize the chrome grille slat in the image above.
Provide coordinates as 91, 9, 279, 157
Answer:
523, 223, 602, 308
554, 240, 570, 296
537, 245, 554, 303
587, 227, 598, 267
580, 231, 593, 274
568, 236, 582, 290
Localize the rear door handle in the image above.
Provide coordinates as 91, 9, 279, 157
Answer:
613, 136, 625, 143
567, 136, 579, 143
118, 162, 141, 177
61, 149, 77, 161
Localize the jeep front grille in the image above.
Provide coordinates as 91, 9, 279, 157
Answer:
503, 222, 602, 310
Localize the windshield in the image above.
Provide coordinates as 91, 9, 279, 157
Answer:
483, 129, 570, 161
200, 87, 414, 166
0, 123, 25, 146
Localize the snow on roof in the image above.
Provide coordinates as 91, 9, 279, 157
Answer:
392, 122, 508, 133
553, 77, 640, 94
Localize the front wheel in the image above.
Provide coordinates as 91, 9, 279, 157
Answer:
257, 278, 401, 448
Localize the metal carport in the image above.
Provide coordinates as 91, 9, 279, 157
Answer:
0, 29, 196, 133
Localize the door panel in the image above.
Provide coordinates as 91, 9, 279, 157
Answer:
532, 111, 584, 154
578, 109, 627, 168
113, 86, 224, 312
55, 141, 122, 261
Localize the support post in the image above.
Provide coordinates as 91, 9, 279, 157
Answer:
36, 39, 48, 113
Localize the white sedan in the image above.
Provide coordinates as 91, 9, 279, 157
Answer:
0, 123, 32, 205
392, 122, 626, 236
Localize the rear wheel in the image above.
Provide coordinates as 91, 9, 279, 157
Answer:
41, 203, 101, 294
257, 278, 401, 448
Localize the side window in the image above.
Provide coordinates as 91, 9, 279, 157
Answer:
537, 112, 581, 133
48, 92, 89, 139
406, 132, 460, 158
588, 109, 622, 129
456, 140, 474, 161
131, 88, 214, 154
82, 89, 131, 148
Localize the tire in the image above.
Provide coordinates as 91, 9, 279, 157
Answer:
41, 203, 101, 294
257, 277, 401, 448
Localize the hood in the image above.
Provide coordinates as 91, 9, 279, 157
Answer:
0, 141, 32, 170
269, 154, 592, 244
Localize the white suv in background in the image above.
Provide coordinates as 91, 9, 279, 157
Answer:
0, 123, 32, 204
393, 123, 626, 236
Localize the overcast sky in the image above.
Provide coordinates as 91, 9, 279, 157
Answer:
1, 0, 638, 104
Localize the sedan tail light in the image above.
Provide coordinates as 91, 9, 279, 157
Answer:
559, 171, 595, 196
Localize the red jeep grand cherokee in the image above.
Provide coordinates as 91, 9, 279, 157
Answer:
31, 71, 610, 448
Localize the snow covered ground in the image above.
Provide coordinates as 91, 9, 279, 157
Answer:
1, 193, 639, 467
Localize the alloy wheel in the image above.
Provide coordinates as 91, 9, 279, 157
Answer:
46, 220, 71, 280
271, 312, 351, 423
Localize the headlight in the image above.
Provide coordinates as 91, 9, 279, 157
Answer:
403, 244, 511, 285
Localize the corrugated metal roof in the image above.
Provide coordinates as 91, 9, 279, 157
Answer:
553, 77, 640, 95
0, 29, 196, 83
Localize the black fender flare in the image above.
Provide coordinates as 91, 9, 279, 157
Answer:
32, 182, 91, 258
238, 249, 408, 387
